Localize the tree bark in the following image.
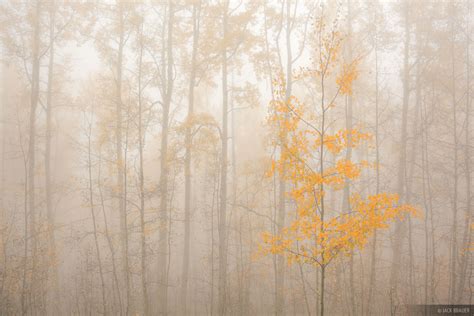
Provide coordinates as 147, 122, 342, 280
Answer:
115, 2, 130, 313
181, 2, 200, 313
86, 121, 107, 316
157, 2, 174, 313
390, 0, 410, 301
449, 1, 459, 301
456, 1, 471, 302
45, 3, 61, 313
218, 2, 229, 314
27, 1, 41, 311
367, 10, 379, 313
342, 2, 356, 315
98, 152, 123, 315
137, 20, 149, 316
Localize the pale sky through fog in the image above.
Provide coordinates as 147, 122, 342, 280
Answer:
0, 1, 472, 316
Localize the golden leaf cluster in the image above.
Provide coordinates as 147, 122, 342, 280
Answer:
261, 71, 417, 268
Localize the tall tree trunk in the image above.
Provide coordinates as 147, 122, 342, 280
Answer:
211, 157, 219, 316
456, 1, 471, 302
263, 2, 280, 314
28, 1, 41, 310
21, 148, 28, 315
98, 152, 123, 315
390, 0, 410, 302
342, 2, 356, 315
367, 12, 379, 313
86, 121, 107, 316
181, 3, 200, 313
115, 3, 130, 313
45, 3, 61, 313
428, 84, 437, 304
157, 2, 174, 314
421, 83, 437, 306
319, 37, 328, 316
449, 1, 459, 302
137, 21, 149, 316
405, 82, 420, 304
123, 92, 132, 313
218, 2, 229, 314
231, 76, 240, 316
401, 20, 422, 304
276, 2, 293, 314
0, 64, 7, 314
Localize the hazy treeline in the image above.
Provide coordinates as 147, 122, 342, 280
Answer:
0, 0, 472, 315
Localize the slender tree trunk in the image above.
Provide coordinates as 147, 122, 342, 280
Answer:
390, 0, 410, 302
421, 94, 429, 308
276, 2, 293, 313
367, 17, 379, 314
421, 83, 438, 307
28, 1, 41, 310
341, 3, 356, 313
263, 2, 279, 314
137, 22, 149, 316
45, 4, 61, 313
123, 94, 132, 313
181, 3, 200, 313
244, 201, 252, 315
157, 2, 174, 314
115, 3, 130, 313
218, 3, 229, 314
0, 64, 7, 314
21, 151, 28, 315
406, 100, 420, 304
211, 156, 219, 316
98, 151, 123, 315
86, 121, 107, 316
319, 44, 328, 316
237, 215, 244, 315
320, 264, 326, 316
456, 2, 471, 301
427, 85, 437, 304
449, 1, 459, 301
403, 22, 422, 303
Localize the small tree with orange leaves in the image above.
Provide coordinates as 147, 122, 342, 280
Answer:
260, 15, 417, 316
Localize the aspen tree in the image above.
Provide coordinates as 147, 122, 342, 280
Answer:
260, 17, 417, 316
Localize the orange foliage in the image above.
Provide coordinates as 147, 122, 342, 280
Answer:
260, 26, 417, 268
261, 92, 417, 266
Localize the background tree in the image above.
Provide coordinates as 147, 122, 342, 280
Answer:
0, 1, 472, 315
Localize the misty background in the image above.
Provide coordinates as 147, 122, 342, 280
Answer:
0, 0, 472, 315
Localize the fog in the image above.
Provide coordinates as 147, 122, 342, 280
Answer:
0, 1, 472, 315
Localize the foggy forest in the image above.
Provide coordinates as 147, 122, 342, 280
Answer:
0, 0, 472, 315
